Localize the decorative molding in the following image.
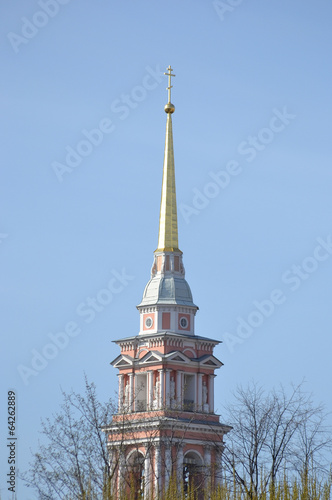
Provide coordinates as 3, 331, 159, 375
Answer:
112, 355, 134, 368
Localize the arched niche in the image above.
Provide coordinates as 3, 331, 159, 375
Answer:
183, 450, 204, 498
126, 450, 145, 499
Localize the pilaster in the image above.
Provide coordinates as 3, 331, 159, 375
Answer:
118, 449, 125, 497
117, 374, 124, 412
177, 444, 184, 491
197, 373, 203, 411
144, 448, 151, 500
165, 369, 171, 407
176, 371, 183, 409
209, 374, 215, 413
158, 369, 165, 408
204, 445, 212, 491
164, 444, 172, 492
128, 372, 134, 412
148, 370, 154, 410
154, 444, 161, 498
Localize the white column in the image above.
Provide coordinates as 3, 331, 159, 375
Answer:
193, 373, 197, 407
209, 374, 215, 413
158, 369, 164, 408
118, 449, 126, 497
177, 444, 184, 491
108, 448, 116, 494
154, 444, 161, 497
144, 448, 151, 500
118, 374, 124, 412
176, 371, 182, 409
165, 370, 171, 408
148, 371, 154, 409
164, 444, 172, 492
215, 446, 223, 489
129, 372, 134, 412
204, 445, 212, 491
197, 373, 203, 411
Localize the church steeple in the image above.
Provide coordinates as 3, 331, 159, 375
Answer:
137, 65, 198, 334
106, 67, 230, 499
156, 66, 180, 253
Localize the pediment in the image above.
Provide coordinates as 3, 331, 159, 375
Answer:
166, 351, 191, 363
198, 354, 223, 368
139, 351, 163, 364
111, 355, 134, 368
172, 355, 184, 361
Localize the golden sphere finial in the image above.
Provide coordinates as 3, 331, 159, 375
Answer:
164, 102, 175, 114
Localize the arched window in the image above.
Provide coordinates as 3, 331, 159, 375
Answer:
127, 450, 145, 499
183, 451, 204, 499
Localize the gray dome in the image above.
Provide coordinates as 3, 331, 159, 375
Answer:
138, 275, 197, 307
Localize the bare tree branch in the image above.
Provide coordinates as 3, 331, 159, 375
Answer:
221, 381, 332, 499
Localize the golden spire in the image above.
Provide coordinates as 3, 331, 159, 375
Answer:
155, 65, 180, 253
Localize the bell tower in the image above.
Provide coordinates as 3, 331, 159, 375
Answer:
105, 66, 230, 499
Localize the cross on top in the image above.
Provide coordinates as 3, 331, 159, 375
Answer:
164, 65, 176, 103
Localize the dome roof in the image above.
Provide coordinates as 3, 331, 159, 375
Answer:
138, 275, 197, 308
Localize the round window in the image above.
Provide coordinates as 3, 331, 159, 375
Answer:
145, 317, 153, 329
180, 317, 188, 329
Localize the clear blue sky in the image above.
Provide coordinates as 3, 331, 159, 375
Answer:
1, 1, 332, 498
